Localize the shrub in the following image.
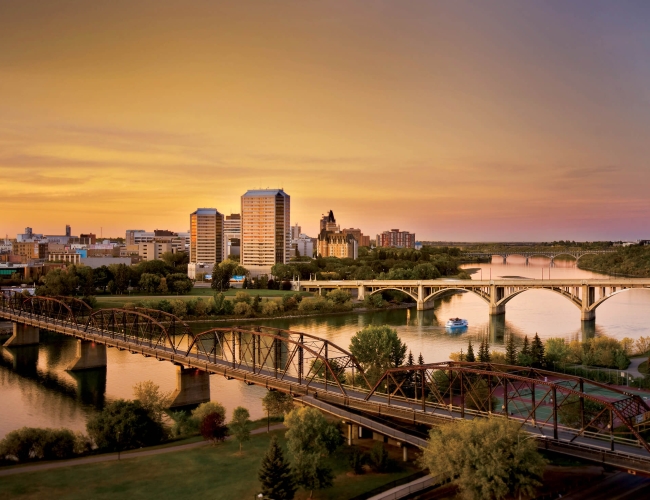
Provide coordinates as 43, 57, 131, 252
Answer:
348, 448, 367, 474
194, 298, 209, 317
326, 289, 351, 305
170, 299, 187, 318
234, 291, 251, 304
369, 442, 390, 472
363, 294, 385, 309
192, 401, 226, 424
233, 302, 254, 317
0, 427, 78, 463
261, 300, 281, 316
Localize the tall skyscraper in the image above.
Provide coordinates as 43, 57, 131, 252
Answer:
223, 213, 241, 257
189, 208, 224, 264
241, 189, 290, 274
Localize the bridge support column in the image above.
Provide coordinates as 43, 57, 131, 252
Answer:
4, 323, 39, 347
580, 309, 595, 322
169, 366, 211, 408
401, 444, 408, 462
489, 304, 505, 316
67, 340, 107, 371
416, 284, 424, 311
357, 285, 365, 301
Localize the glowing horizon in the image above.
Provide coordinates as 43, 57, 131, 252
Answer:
2, 1, 650, 241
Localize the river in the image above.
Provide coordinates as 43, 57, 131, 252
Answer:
2, 256, 650, 438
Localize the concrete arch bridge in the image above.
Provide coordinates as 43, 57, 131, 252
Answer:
298, 278, 650, 320
464, 249, 616, 265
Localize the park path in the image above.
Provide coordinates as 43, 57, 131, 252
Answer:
0, 423, 285, 478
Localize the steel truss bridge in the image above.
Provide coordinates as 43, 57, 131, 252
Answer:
463, 249, 616, 265
298, 278, 650, 317
2, 294, 650, 473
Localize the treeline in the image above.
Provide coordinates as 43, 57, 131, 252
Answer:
128, 289, 358, 319
272, 246, 469, 281
37, 259, 193, 297
452, 334, 650, 371
578, 245, 650, 277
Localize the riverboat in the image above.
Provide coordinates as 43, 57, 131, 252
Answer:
445, 318, 468, 328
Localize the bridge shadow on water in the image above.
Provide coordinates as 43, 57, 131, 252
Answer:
0, 338, 107, 410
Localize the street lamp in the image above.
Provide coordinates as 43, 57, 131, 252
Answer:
116, 430, 121, 461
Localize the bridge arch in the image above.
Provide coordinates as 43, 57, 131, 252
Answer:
86, 309, 177, 353
587, 286, 650, 313
495, 286, 582, 310
22, 296, 79, 326
367, 287, 418, 303
422, 287, 490, 306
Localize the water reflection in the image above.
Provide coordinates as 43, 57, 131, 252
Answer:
2, 256, 650, 438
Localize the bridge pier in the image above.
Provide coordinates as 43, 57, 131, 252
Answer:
3, 323, 39, 347
489, 304, 506, 316
169, 366, 210, 408
357, 285, 365, 301
488, 315, 506, 343
67, 340, 107, 371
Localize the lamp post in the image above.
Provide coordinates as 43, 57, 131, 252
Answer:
116, 430, 121, 461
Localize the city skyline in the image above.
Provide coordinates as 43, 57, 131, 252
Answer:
2, 1, 650, 240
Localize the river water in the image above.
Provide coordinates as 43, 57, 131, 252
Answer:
2, 256, 650, 438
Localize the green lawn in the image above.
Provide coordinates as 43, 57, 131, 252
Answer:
0, 431, 419, 500
94, 289, 311, 309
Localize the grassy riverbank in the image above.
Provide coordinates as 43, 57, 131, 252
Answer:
0, 430, 419, 500
578, 246, 650, 277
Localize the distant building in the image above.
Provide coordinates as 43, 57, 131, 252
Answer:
376, 229, 416, 249
79, 233, 96, 245
12, 241, 48, 260
79, 257, 133, 269
341, 228, 371, 248
317, 210, 358, 259
139, 241, 175, 261
224, 214, 241, 258
291, 223, 302, 240
48, 253, 81, 265
291, 234, 315, 258
241, 189, 290, 275
65, 225, 71, 237
125, 230, 155, 245
190, 208, 224, 267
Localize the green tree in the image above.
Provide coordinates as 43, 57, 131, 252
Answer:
229, 406, 251, 453
258, 435, 296, 500
544, 338, 569, 368
284, 407, 342, 497
166, 273, 193, 294
419, 418, 547, 500
558, 395, 609, 429
262, 391, 294, 428
132, 380, 172, 423
531, 333, 546, 368
0, 427, 77, 462
349, 325, 407, 385
37, 268, 78, 296
86, 400, 165, 451
478, 338, 491, 362
108, 264, 132, 294
505, 335, 518, 365
518, 336, 533, 366
465, 340, 476, 362
192, 401, 226, 425
139, 273, 161, 294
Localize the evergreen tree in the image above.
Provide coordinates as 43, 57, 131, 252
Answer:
406, 350, 415, 392
505, 335, 518, 365
459, 348, 464, 362
478, 338, 491, 363
518, 336, 533, 366
466, 340, 476, 362
418, 353, 425, 365
484, 339, 491, 363
258, 435, 297, 500
530, 333, 545, 368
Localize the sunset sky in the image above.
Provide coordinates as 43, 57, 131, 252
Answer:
2, 1, 650, 241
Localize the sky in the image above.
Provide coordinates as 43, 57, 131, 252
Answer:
2, 0, 650, 241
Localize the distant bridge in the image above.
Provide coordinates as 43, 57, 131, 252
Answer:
297, 278, 650, 319
3, 294, 650, 472
463, 249, 616, 265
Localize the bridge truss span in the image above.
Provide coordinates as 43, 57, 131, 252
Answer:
365, 361, 650, 454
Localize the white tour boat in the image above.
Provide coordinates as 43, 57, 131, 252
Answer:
445, 317, 468, 328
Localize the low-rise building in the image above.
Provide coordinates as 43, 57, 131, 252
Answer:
48, 253, 82, 265
12, 241, 48, 260
341, 228, 371, 247
317, 210, 358, 259
376, 229, 416, 249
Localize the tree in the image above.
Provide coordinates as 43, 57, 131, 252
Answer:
86, 400, 165, 451
230, 406, 251, 453
258, 435, 297, 500
37, 268, 78, 296
166, 273, 193, 294
544, 338, 569, 368
139, 273, 161, 294
349, 325, 407, 385
0, 427, 77, 462
531, 333, 546, 368
192, 401, 226, 425
200, 412, 229, 444
505, 335, 518, 365
132, 380, 172, 423
262, 391, 294, 430
518, 336, 533, 366
478, 338, 491, 362
465, 340, 476, 362
419, 418, 547, 500
108, 264, 132, 294
284, 407, 342, 497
